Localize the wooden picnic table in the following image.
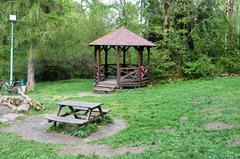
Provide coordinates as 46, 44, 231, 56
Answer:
46, 101, 111, 126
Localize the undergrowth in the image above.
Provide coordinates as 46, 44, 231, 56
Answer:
48, 116, 113, 138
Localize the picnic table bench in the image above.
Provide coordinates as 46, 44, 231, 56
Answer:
46, 101, 111, 126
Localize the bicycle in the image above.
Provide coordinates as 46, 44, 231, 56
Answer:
0, 80, 22, 95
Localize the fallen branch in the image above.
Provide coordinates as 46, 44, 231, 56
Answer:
18, 91, 44, 110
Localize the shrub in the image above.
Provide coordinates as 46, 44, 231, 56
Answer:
183, 55, 222, 78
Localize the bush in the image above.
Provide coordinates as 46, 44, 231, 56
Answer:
219, 50, 240, 74
183, 55, 222, 78
151, 48, 177, 79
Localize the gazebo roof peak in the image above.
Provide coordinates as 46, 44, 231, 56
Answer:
89, 27, 155, 47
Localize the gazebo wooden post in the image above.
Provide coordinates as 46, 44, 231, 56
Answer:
123, 47, 126, 66
104, 46, 108, 78
137, 47, 141, 87
116, 46, 120, 88
141, 47, 144, 66
97, 46, 102, 83
94, 46, 97, 65
147, 47, 150, 66
93, 46, 97, 85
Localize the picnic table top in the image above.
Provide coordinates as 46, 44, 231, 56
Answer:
57, 101, 103, 109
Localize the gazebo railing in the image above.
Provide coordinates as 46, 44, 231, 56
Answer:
94, 64, 150, 87
94, 65, 106, 84
106, 64, 117, 75
96, 64, 138, 76
119, 67, 139, 87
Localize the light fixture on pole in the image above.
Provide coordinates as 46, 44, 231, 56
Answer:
9, 15, 16, 85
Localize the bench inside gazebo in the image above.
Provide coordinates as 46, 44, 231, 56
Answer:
89, 27, 155, 90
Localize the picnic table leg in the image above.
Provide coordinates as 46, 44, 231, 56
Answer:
84, 110, 89, 116
98, 106, 104, 120
87, 109, 92, 121
68, 106, 79, 119
54, 106, 63, 126
57, 106, 63, 116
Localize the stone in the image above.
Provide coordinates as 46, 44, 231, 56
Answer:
17, 104, 30, 113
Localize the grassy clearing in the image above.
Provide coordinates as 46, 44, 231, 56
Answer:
0, 77, 240, 158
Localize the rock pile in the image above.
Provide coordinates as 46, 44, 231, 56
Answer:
0, 94, 43, 113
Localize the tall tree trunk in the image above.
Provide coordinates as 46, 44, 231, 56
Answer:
226, 0, 234, 19
26, 42, 35, 92
163, 0, 170, 32
225, 0, 235, 52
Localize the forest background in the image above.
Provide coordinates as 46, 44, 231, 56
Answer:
0, 0, 239, 90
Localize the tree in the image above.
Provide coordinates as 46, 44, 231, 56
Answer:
163, 0, 170, 32
0, 1, 11, 79
111, 0, 140, 32
226, 0, 235, 52
14, 0, 62, 91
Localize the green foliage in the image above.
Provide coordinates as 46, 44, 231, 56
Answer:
151, 48, 176, 78
183, 55, 222, 78
0, 0, 111, 81
69, 124, 98, 138
219, 50, 240, 73
145, 0, 240, 79
0, 0, 240, 81
48, 123, 98, 138
112, 1, 141, 33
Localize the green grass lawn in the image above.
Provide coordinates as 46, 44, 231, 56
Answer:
0, 77, 240, 159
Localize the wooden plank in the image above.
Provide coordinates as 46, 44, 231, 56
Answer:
120, 84, 140, 87
46, 115, 88, 125
58, 101, 102, 109
116, 47, 120, 88
123, 48, 126, 65
147, 47, 150, 66
97, 46, 102, 83
137, 47, 142, 87
97, 84, 117, 89
73, 107, 111, 114
120, 79, 139, 83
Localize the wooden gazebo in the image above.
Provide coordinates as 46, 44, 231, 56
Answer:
89, 27, 155, 89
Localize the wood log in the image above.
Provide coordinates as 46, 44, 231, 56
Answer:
18, 91, 44, 110
0, 91, 44, 112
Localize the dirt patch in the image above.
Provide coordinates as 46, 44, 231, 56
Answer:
86, 119, 127, 142
200, 108, 222, 115
203, 122, 235, 130
227, 139, 240, 147
156, 126, 173, 133
179, 116, 188, 122
53, 92, 111, 101
0, 105, 24, 123
0, 114, 147, 157
0, 115, 126, 144
60, 144, 146, 158
0, 105, 12, 117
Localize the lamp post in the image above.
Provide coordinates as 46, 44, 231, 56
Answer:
9, 15, 16, 85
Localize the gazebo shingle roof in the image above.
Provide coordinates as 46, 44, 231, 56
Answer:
89, 27, 155, 47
